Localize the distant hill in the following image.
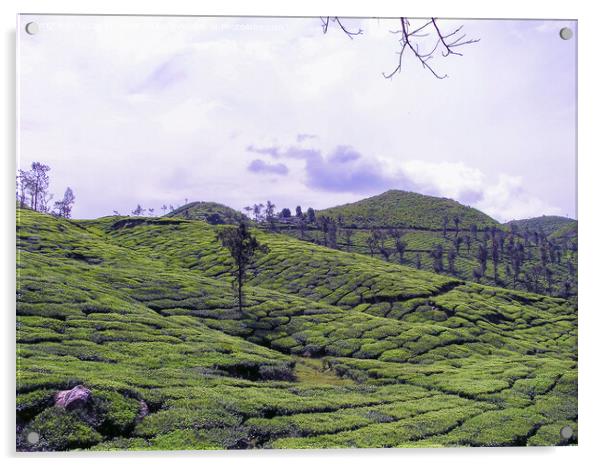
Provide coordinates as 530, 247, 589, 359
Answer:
165, 201, 246, 225
506, 216, 577, 236
316, 190, 499, 230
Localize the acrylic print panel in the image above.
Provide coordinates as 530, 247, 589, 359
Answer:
16, 14, 577, 451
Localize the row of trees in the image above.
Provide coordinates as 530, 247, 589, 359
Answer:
244, 203, 317, 223
126, 204, 175, 217
292, 209, 575, 297
16, 162, 75, 218
247, 202, 576, 297
427, 216, 576, 296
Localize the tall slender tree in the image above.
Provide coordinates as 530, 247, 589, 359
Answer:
430, 245, 444, 273
389, 228, 407, 264
453, 215, 461, 237
477, 243, 488, 277
265, 200, 276, 231
447, 248, 457, 274
216, 222, 269, 315
343, 229, 354, 252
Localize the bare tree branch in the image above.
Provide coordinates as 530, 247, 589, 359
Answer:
321, 17, 479, 79
320, 16, 363, 39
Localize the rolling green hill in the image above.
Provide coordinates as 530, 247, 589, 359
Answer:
276, 192, 577, 298
316, 190, 499, 230
165, 201, 246, 225
16, 209, 577, 450
506, 216, 577, 237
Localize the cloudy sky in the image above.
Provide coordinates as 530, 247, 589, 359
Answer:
18, 15, 577, 221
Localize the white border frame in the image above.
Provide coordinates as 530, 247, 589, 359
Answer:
3, 1, 599, 465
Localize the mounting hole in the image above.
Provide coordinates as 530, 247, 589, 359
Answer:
26, 431, 40, 445
25, 22, 39, 35
559, 27, 573, 40
560, 425, 574, 439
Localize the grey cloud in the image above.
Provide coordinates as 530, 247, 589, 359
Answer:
304, 146, 394, 193
259, 143, 415, 194
248, 159, 289, 175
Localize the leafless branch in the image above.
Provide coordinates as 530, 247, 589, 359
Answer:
320, 16, 363, 39
321, 16, 479, 79
383, 17, 480, 79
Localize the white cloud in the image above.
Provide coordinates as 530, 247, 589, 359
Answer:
394, 161, 563, 222
473, 175, 562, 222
399, 160, 485, 201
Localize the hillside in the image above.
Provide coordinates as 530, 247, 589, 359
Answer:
549, 222, 578, 241
316, 190, 499, 230
506, 216, 577, 237
275, 191, 577, 298
165, 201, 246, 225
16, 208, 577, 450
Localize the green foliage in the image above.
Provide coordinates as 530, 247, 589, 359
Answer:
21, 407, 103, 451
166, 201, 247, 225
316, 190, 498, 229
16, 208, 577, 450
506, 216, 577, 236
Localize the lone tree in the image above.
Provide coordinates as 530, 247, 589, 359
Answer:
453, 215, 461, 237
366, 229, 378, 257
132, 204, 145, 216
375, 230, 391, 262
216, 222, 269, 315
430, 245, 444, 273
343, 228, 354, 252
252, 203, 264, 222
54, 187, 75, 218
298, 215, 308, 239
16, 162, 52, 212
265, 200, 277, 231
477, 243, 488, 277
470, 223, 478, 240
447, 248, 457, 274
317, 216, 330, 245
389, 228, 407, 264
491, 239, 500, 283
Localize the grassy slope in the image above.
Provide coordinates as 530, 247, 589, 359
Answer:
166, 201, 246, 225
316, 190, 499, 229
506, 216, 577, 236
283, 223, 578, 298
277, 191, 577, 297
16, 209, 577, 450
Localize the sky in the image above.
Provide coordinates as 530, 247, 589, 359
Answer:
18, 15, 577, 222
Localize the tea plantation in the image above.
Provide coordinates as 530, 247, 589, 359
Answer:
273, 191, 578, 298
16, 208, 577, 450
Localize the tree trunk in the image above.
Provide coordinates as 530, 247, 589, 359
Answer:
237, 267, 243, 315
